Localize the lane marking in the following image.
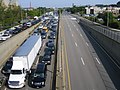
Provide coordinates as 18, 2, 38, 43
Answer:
72, 34, 74, 37
69, 28, 71, 31
75, 42, 78, 47
62, 19, 72, 90
86, 42, 89, 46
80, 33, 83, 37
81, 57, 85, 65
77, 28, 79, 31
95, 58, 101, 64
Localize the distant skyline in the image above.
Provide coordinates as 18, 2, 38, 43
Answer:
18, 0, 119, 8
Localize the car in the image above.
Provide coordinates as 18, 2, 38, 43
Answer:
46, 40, 54, 46
30, 63, 47, 88
48, 35, 56, 39
0, 34, 12, 41
41, 31, 47, 39
42, 54, 51, 65
50, 32, 56, 36
47, 42, 54, 47
44, 47, 54, 55
1, 60, 13, 75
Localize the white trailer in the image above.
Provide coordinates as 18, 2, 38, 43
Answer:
8, 34, 42, 88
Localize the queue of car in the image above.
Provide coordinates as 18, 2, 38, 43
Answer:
0, 13, 58, 89
0, 17, 41, 41
28, 15, 58, 88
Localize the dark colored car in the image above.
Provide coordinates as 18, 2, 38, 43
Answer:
1, 60, 13, 75
46, 40, 54, 47
48, 35, 56, 39
42, 54, 51, 65
41, 31, 47, 39
30, 63, 47, 88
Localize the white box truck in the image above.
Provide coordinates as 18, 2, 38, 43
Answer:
8, 34, 42, 88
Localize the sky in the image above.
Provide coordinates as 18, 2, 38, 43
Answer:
18, 0, 119, 8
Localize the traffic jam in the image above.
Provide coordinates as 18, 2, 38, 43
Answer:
0, 11, 59, 89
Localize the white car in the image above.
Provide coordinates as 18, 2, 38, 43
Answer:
38, 25, 43, 29
0, 34, 12, 41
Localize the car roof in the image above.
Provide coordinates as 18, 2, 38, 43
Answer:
36, 63, 46, 73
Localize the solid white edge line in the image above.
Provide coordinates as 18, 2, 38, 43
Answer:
95, 58, 101, 64
81, 57, 85, 65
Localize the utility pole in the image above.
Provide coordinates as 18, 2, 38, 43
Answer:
107, 11, 109, 27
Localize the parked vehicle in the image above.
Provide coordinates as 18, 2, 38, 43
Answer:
8, 35, 42, 88
30, 63, 47, 88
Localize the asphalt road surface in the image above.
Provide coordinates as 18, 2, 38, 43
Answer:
59, 12, 117, 90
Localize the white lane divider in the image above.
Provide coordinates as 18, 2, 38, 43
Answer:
69, 28, 71, 31
77, 28, 79, 31
75, 42, 78, 47
95, 58, 101, 64
86, 42, 89, 46
80, 33, 83, 37
81, 57, 85, 65
72, 34, 74, 37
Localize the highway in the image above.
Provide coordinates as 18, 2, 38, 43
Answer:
58, 12, 117, 90
0, 18, 58, 90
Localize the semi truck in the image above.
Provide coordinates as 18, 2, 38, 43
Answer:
8, 34, 42, 88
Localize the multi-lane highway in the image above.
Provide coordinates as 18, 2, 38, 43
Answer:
58, 12, 117, 90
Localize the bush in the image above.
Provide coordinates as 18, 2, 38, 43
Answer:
109, 21, 120, 29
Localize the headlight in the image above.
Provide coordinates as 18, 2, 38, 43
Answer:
42, 61, 44, 62
31, 81, 33, 84
42, 82, 44, 85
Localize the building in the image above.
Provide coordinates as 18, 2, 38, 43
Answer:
85, 6, 120, 15
2, 0, 18, 7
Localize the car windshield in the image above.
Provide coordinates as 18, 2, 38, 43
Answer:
34, 73, 44, 78
11, 70, 22, 74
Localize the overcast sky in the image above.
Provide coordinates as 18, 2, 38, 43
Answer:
18, 0, 119, 8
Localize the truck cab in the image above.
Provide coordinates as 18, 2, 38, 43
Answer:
8, 61, 26, 88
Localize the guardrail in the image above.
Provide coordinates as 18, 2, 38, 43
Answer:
72, 14, 120, 43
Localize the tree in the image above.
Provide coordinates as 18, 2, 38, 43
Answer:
102, 12, 114, 26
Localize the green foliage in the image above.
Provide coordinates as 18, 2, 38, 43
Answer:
66, 6, 85, 15
0, 5, 52, 30
109, 21, 120, 29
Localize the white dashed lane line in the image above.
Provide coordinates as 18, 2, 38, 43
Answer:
81, 57, 85, 65
72, 34, 74, 37
75, 42, 78, 47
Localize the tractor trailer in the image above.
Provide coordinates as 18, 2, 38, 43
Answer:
8, 34, 42, 88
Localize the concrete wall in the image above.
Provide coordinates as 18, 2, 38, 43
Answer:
0, 22, 40, 67
80, 22, 120, 66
